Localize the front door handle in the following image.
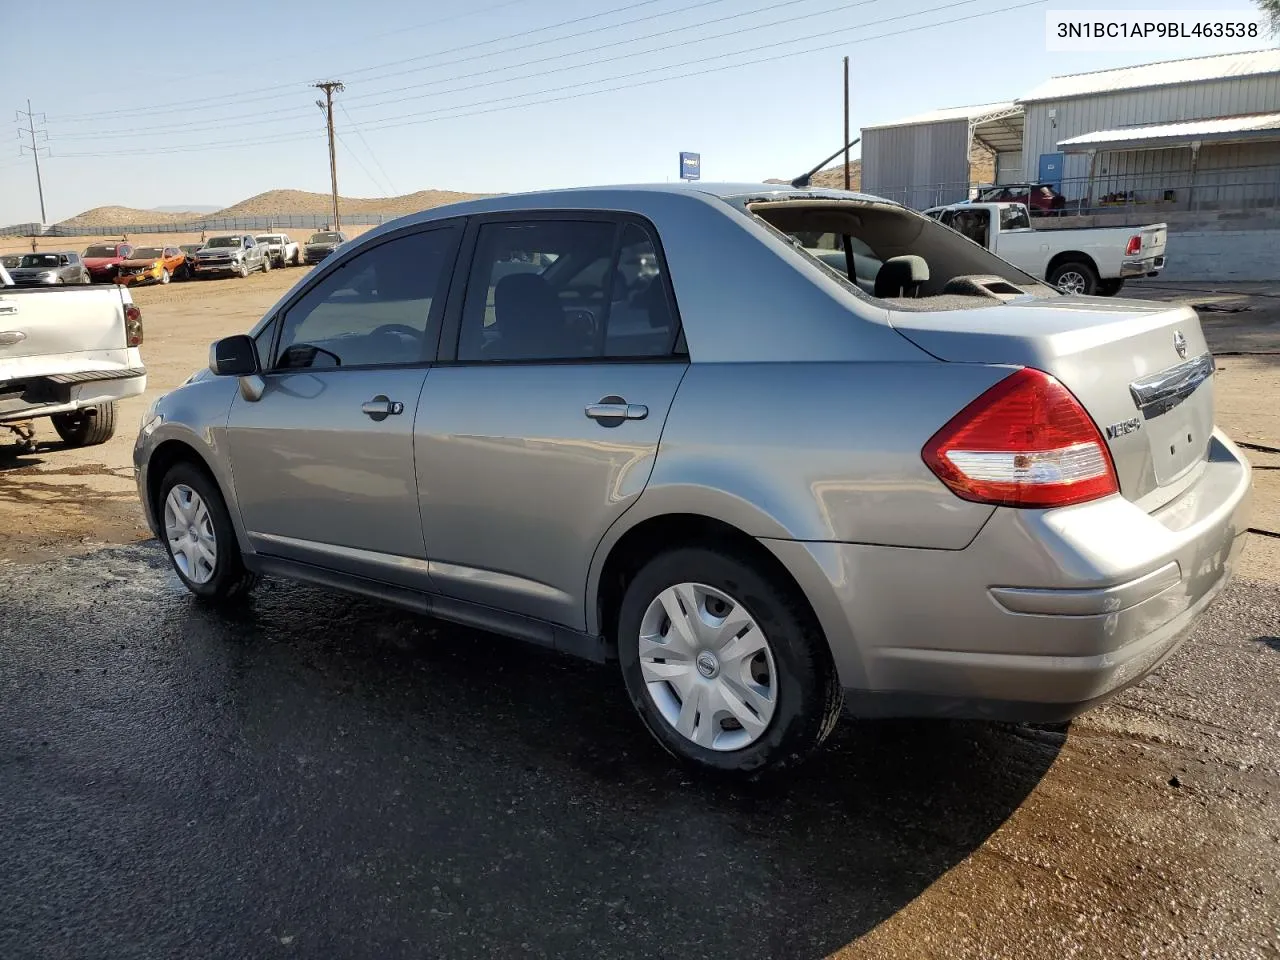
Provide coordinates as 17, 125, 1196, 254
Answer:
585, 397, 648, 424
0, 302, 18, 316
361, 395, 405, 422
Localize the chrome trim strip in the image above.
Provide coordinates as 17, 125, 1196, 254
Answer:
1129, 352, 1214, 417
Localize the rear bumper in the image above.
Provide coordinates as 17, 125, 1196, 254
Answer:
0, 369, 146, 424
765, 429, 1252, 720
1121, 255, 1165, 278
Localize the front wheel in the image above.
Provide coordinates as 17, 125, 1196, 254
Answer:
237, 261, 249, 279
51, 402, 116, 447
617, 547, 842, 778
158, 462, 258, 601
1049, 260, 1099, 296
160, 268, 170, 285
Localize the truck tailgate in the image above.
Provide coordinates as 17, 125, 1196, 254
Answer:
0, 285, 131, 377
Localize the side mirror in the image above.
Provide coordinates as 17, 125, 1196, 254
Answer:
209, 334, 259, 377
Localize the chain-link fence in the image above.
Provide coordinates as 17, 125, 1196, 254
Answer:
0, 213, 398, 238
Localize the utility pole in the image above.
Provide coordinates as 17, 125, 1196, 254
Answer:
842, 58, 851, 191
17, 99, 49, 224
314, 81, 344, 230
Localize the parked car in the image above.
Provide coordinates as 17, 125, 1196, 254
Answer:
177, 244, 202, 280
972, 182, 1066, 215
114, 245, 187, 286
1, 254, 20, 270
134, 183, 1250, 777
191, 234, 271, 279
923, 201, 1166, 295
82, 242, 134, 283
7, 251, 90, 285
1, 259, 145, 452
303, 230, 347, 264
256, 233, 301, 268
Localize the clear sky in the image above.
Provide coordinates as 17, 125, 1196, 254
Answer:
0, 0, 1268, 224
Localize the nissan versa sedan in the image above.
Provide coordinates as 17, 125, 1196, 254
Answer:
134, 183, 1252, 777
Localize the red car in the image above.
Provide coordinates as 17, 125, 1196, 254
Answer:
81, 242, 134, 283
973, 183, 1066, 215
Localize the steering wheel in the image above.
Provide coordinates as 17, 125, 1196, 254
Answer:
369, 323, 422, 341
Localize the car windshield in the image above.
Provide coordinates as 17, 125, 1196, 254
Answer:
206, 237, 242, 248
83, 245, 119, 257
132, 247, 163, 259
19, 254, 60, 268
309, 233, 343, 243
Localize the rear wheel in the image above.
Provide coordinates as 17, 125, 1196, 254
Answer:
617, 547, 842, 778
80, 271, 91, 284
158, 461, 257, 601
51, 402, 116, 447
1049, 260, 1099, 296
262, 255, 271, 273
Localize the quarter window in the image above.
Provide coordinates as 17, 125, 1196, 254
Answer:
274, 226, 459, 370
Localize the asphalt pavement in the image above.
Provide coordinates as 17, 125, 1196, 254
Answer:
2, 543, 1278, 959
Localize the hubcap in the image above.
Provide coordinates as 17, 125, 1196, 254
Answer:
163, 484, 218, 584
637, 582, 778, 752
1057, 270, 1087, 294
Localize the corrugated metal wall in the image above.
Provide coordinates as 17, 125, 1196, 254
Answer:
1023, 73, 1280, 199
994, 152, 1024, 184
861, 118, 971, 208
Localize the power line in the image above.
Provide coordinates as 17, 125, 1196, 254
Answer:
44, 0, 1048, 159
44, 0, 679, 125
43, 0, 807, 141
336, 131, 390, 198
339, 102, 397, 196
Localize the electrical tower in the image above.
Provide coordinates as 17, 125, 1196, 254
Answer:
314, 81, 345, 230
16, 100, 49, 225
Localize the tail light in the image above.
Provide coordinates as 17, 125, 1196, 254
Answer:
124, 303, 143, 347
1125, 235, 1142, 256
922, 368, 1118, 509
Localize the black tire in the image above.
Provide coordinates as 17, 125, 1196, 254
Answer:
157, 461, 258, 602
617, 546, 843, 778
237, 261, 249, 279
262, 255, 271, 273
1097, 279, 1124, 297
1048, 259, 1099, 296
291, 248, 301, 267
51, 401, 117, 447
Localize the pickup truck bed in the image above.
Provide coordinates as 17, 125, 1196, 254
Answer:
0, 271, 146, 449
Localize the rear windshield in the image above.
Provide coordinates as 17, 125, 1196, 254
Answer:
744, 198, 1054, 308
206, 236, 242, 248
132, 247, 163, 259
83, 244, 119, 257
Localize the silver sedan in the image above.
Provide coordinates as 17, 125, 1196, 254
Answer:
134, 183, 1251, 777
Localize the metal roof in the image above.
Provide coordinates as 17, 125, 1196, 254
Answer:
1021, 49, 1280, 103
1057, 111, 1280, 153
862, 101, 1018, 130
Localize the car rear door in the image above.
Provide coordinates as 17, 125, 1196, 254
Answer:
224, 221, 463, 588
415, 214, 688, 630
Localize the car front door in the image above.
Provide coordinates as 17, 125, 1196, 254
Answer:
415, 215, 689, 629
224, 221, 463, 588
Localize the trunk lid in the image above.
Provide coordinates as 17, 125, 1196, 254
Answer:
0, 286, 131, 371
890, 295, 1214, 505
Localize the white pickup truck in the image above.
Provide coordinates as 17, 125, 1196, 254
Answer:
922, 202, 1167, 296
255, 232, 302, 268
0, 262, 146, 452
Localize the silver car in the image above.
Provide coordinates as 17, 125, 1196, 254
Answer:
133, 184, 1252, 776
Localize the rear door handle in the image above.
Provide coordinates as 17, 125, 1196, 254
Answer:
361, 395, 405, 422
0, 302, 18, 316
585, 399, 648, 423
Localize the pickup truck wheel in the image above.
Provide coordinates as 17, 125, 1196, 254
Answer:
617, 547, 843, 779
262, 255, 271, 273
159, 462, 258, 602
237, 262, 249, 279
51, 402, 117, 447
1049, 261, 1099, 296
1097, 279, 1124, 296
291, 248, 301, 266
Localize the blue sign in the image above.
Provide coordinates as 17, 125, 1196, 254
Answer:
679, 151, 701, 181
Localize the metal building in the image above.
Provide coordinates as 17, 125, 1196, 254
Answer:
860, 102, 1024, 209
1021, 50, 1280, 210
